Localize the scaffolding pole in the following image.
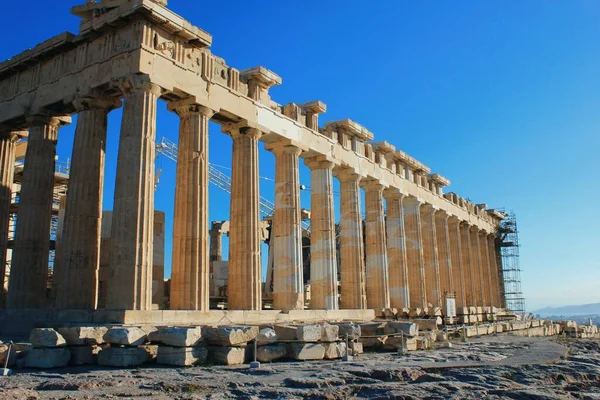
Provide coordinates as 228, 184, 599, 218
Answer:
496, 211, 525, 314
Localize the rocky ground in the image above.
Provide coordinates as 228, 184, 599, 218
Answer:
0, 336, 598, 399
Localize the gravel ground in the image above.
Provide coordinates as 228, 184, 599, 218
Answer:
0, 336, 598, 399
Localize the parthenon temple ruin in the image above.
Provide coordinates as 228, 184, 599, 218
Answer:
0, 0, 510, 328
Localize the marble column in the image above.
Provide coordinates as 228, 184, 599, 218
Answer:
404, 196, 427, 309
480, 230, 492, 307
421, 204, 441, 307
469, 226, 484, 306
305, 157, 338, 310
106, 79, 161, 310
55, 97, 120, 310
168, 102, 213, 311
384, 189, 409, 309
268, 142, 304, 311
448, 217, 465, 307
227, 127, 262, 310
487, 234, 501, 307
459, 222, 474, 306
8, 116, 70, 309
362, 181, 390, 309
435, 210, 453, 301
209, 222, 224, 296
337, 170, 366, 310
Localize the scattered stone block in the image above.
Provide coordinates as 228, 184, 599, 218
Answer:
358, 336, 386, 350
157, 346, 208, 366
289, 343, 325, 360
57, 327, 108, 346
335, 323, 361, 340
257, 344, 288, 362
0, 343, 18, 367
69, 345, 104, 366
104, 327, 147, 346
273, 325, 297, 341
297, 325, 321, 342
210, 346, 246, 365
436, 331, 448, 342
97, 347, 149, 367
257, 328, 278, 345
158, 327, 202, 347
416, 336, 431, 350
25, 348, 70, 368
204, 326, 258, 346
323, 342, 347, 359
349, 341, 363, 355
384, 321, 418, 336
359, 322, 387, 337
409, 308, 424, 318
321, 324, 339, 342
139, 344, 159, 363
29, 328, 67, 348
384, 336, 411, 351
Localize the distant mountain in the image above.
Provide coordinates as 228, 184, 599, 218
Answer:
533, 303, 600, 317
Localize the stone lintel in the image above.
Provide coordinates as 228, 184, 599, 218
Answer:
429, 173, 451, 187
324, 119, 374, 142
370, 141, 396, 155
240, 67, 282, 88
299, 100, 327, 115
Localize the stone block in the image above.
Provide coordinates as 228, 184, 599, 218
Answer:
384, 321, 418, 336
210, 346, 246, 365
297, 324, 321, 342
335, 323, 361, 340
289, 343, 325, 360
349, 341, 363, 355
257, 328, 278, 345
273, 325, 297, 341
158, 327, 202, 347
157, 346, 208, 366
25, 348, 70, 368
416, 336, 431, 350
204, 326, 258, 346
97, 347, 149, 367
57, 326, 108, 346
140, 344, 159, 363
359, 322, 387, 336
0, 343, 18, 367
104, 327, 147, 346
29, 328, 67, 348
321, 324, 339, 342
436, 331, 448, 342
358, 336, 386, 350
323, 342, 347, 359
257, 344, 288, 362
68, 345, 105, 366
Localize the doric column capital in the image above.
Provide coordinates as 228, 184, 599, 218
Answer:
73, 96, 122, 112
265, 140, 302, 156
114, 74, 162, 97
383, 187, 406, 200
420, 203, 439, 214
435, 208, 450, 219
335, 167, 361, 183
25, 115, 71, 128
360, 179, 385, 192
222, 124, 263, 140
0, 128, 27, 142
304, 155, 335, 171
168, 98, 215, 118
404, 195, 424, 207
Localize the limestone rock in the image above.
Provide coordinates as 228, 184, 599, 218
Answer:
384, 321, 418, 336
25, 348, 70, 368
296, 325, 321, 342
158, 327, 202, 347
257, 328, 278, 345
204, 326, 258, 346
359, 336, 387, 350
273, 325, 297, 341
57, 326, 108, 346
413, 318, 439, 331
323, 342, 347, 359
384, 336, 417, 351
257, 344, 288, 362
289, 343, 325, 360
210, 346, 246, 365
359, 322, 387, 337
157, 346, 208, 366
29, 328, 67, 348
321, 324, 339, 342
97, 347, 149, 367
104, 327, 147, 346
336, 323, 361, 340
69, 345, 104, 366
349, 341, 363, 355
139, 344, 159, 363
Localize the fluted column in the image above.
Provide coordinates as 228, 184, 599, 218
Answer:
404, 196, 426, 308
227, 126, 262, 310
469, 226, 484, 306
421, 204, 441, 307
106, 78, 160, 310
435, 210, 453, 301
267, 142, 304, 311
479, 230, 492, 307
384, 189, 409, 309
209, 223, 223, 296
362, 181, 390, 309
168, 102, 213, 311
459, 222, 474, 306
305, 157, 338, 310
337, 170, 366, 310
448, 217, 465, 307
8, 116, 70, 309
0, 131, 24, 308
487, 234, 501, 307
55, 97, 120, 310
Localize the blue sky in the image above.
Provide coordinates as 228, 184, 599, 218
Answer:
3, 1, 599, 311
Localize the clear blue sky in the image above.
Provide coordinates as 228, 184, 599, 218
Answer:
3, 1, 599, 311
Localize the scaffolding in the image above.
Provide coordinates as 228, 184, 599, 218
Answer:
496, 211, 525, 314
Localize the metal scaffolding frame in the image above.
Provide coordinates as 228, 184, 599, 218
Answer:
496, 210, 525, 314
